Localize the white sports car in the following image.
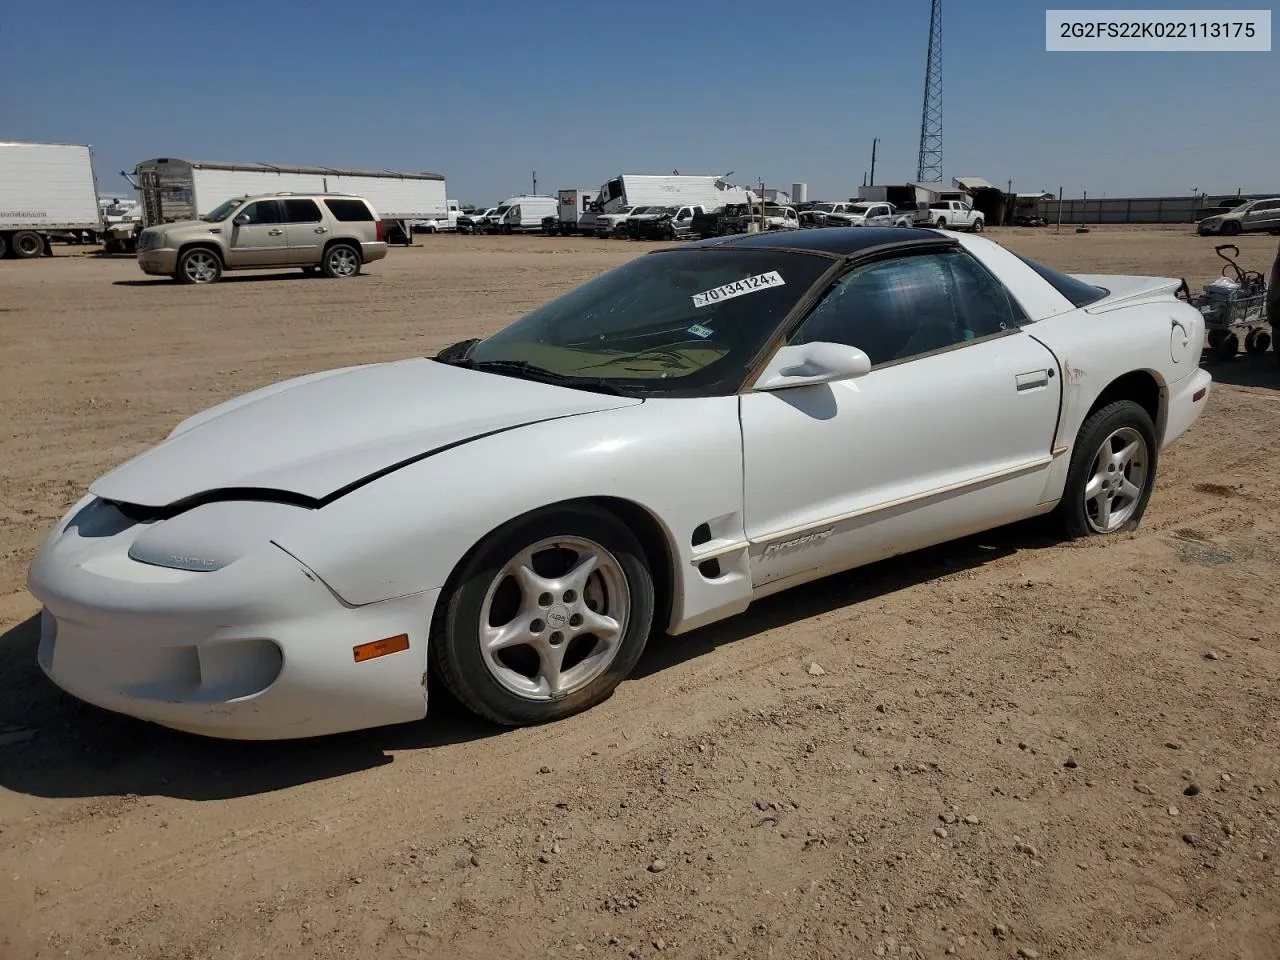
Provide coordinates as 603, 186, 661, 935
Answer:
28, 227, 1212, 740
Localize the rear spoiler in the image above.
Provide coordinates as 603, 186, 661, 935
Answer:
1076, 275, 1188, 314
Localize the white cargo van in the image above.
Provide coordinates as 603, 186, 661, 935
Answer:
493, 195, 559, 233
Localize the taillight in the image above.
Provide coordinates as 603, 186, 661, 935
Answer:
376, 220, 385, 242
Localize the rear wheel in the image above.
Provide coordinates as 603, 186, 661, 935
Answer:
321, 243, 361, 278
176, 247, 222, 284
11, 231, 43, 259
431, 504, 655, 726
935, 217, 948, 229
1055, 400, 1158, 539
0, 234, 8, 258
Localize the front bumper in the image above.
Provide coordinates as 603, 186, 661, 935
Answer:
138, 248, 179, 274
27, 499, 438, 740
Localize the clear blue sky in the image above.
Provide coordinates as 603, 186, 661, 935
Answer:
2, 0, 1275, 205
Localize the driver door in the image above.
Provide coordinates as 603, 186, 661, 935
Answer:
739, 247, 1062, 589
228, 199, 289, 266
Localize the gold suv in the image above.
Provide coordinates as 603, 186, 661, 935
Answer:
135, 193, 390, 284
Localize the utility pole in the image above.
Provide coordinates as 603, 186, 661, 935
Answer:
870, 138, 879, 187
532, 171, 537, 195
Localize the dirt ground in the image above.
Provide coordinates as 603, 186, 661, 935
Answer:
1, 227, 1279, 960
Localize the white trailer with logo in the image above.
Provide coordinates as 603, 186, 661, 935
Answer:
0, 141, 101, 260
132, 158, 448, 245
546, 187, 598, 235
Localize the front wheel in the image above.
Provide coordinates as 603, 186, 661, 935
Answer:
1054, 400, 1158, 539
322, 243, 361, 278
1221, 221, 1242, 236
430, 504, 655, 726
971, 218, 984, 232
176, 247, 223, 284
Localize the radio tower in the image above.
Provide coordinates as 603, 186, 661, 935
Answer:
915, 0, 943, 183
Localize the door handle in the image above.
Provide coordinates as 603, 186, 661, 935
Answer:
314, 226, 329, 234
267, 228, 284, 236
1015, 370, 1050, 391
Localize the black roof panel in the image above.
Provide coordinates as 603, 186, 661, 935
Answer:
686, 225, 947, 255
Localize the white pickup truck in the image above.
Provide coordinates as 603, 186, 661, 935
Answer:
926, 200, 985, 232
594, 205, 662, 238
845, 201, 914, 228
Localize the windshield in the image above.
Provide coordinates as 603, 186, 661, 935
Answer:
464, 248, 834, 396
202, 199, 242, 222
493, 205, 511, 216
812, 203, 836, 213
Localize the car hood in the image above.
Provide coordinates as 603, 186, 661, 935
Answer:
89, 358, 641, 509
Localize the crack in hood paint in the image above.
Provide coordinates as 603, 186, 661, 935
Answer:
89, 358, 641, 508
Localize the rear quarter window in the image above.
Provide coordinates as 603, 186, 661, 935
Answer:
1014, 253, 1109, 307
323, 198, 375, 222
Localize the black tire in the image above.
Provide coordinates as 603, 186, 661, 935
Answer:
1245, 328, 1271, 355
321, 242, 361, 279
175, 246, 222, 284
935, 218, 948, 229
11, 231, 43, 259
1221, 221, 1241, 236
972, 218, 984, 233
0, 234, 9, 259
1054, 399, 1159, 539
430, 504, 655, 726
1209, 329, 1239, 361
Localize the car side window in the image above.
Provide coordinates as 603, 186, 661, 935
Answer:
788, 250, 1023, 366
239, 200, 282, 225
283, 199, 323, 223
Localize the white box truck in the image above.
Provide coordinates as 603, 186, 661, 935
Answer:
132, 157, 448, 245
0, 141, 101, 259
581, 173, 753, 237
595, 174, 752, 214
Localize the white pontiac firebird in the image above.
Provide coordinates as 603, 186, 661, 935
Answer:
28, 227, 1212, 740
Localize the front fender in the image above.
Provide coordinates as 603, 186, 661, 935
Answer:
274, 396, 752, 634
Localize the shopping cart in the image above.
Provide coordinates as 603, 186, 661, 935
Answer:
1188, 244, 1270, 361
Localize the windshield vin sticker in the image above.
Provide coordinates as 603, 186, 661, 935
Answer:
692, 271, 785, 308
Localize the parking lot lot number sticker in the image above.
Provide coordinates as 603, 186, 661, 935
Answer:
692, 271, 785, 308
687, 323, 714, 338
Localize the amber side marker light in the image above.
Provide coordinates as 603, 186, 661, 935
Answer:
353, 634, 410, 663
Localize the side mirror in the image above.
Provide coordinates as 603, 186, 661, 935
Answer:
752, 341, 872, 391
233, 214, 250, 226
